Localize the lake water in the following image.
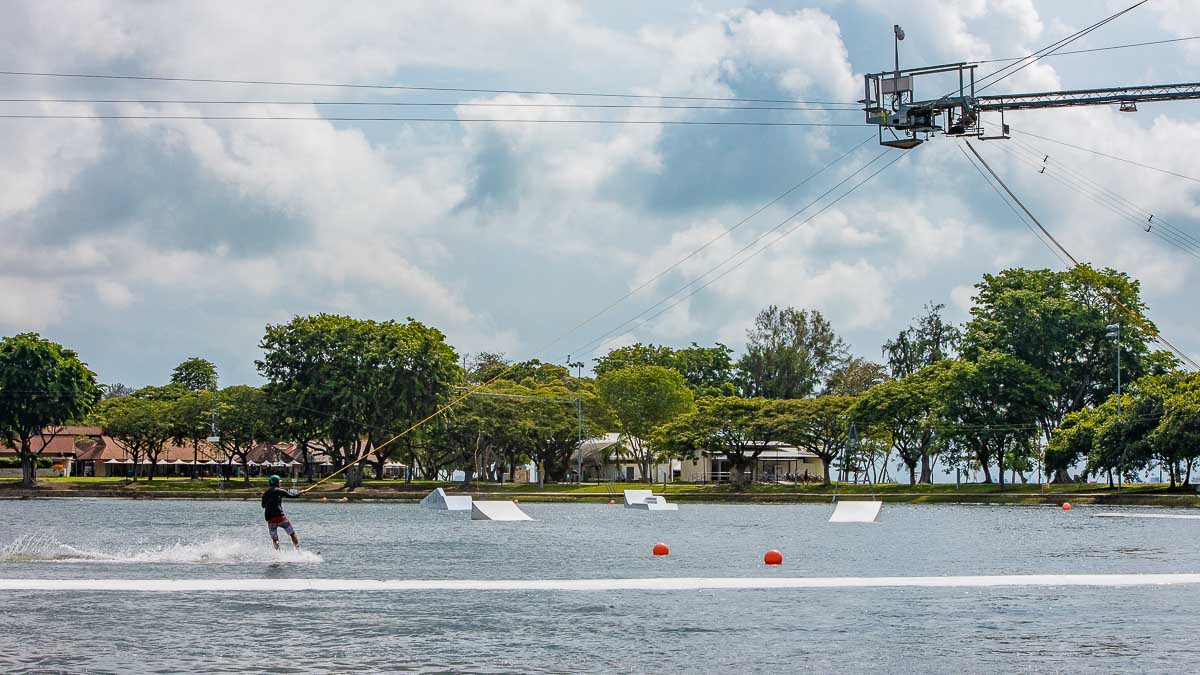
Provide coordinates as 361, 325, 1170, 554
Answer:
2, 498, 1200, 673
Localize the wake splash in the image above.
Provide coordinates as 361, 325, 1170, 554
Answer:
0, 533, 322, 565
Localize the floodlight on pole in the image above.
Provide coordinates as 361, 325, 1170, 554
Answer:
893, 25, 904, 80
1106, 323, 1123, 487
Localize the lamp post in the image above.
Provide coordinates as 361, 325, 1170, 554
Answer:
893, 24, 905, 80
566, 356, 585, 484
1106, 323, 1121, 488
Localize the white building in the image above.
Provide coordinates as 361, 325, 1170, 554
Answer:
571, 434, 824, 484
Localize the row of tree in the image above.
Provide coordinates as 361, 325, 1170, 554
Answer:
2, 264, 1196, 490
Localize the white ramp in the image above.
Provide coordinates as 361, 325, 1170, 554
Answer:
471, 501, 533, 521
829, 500, 882, 523
419, 488, 472, 511
628, 495, 678, 511
623, 489, 654, 507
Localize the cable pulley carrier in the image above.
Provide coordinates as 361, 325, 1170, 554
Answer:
862, 25, 1200, 149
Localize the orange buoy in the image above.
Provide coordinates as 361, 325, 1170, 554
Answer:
513, 499, 519, 504
609, 499, 616, 505
1062, 502, 1072, 511
320, 497, 327, 503
764, 549, 783, 566
340, 496, 349, 502
652, 543, 670, 556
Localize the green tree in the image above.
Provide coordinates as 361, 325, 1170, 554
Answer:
170, 357, 219, 392
1046, 405, 1106, 483
883, 302, 961, 378
597, 365, 694, 482
94, 395, 174, 481
934, 352, 1051, 487
737, 305, 847, 399
654, 396, 775, 488
213, 385, 273, 482
962, 266, 1156, 480
595, 342, 736, 397
170, 389, 218, 479
593, 343, 676, 375
824, 357, 890, 396
771, 396, 856, 485
102, 383, 135, 399
0, 333, 101, 487
256, 314, 459, 488
1094, 373, 1196, 487
465, 352, 510, 384
1151, 375, 1200, 487
852, 364, 945, 484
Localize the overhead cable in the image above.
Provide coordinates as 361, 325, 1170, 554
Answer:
974, 35, 1200, 64
973, 0, 1151, 94
0, 69, 857, 105
0, 97, 861, 111
574, 149, 908, 357
1002, 137, 1200, 254
0, 114, 869, 127
963, 139, 1199, 371
955, 143, 1074, 267
1009, 127, 1200, 185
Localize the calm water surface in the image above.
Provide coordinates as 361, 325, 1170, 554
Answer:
2, 498, 1199, 673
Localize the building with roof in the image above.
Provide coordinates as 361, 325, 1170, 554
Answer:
569, 434, 825, 484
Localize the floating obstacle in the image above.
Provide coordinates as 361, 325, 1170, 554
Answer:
829, 500, 882, 523
623, 489, 679, 511
419, 488, 473, 511
470, 500, 533, 521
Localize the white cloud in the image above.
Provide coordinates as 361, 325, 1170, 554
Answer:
0, 277, 65, 331
0, 0, 1196, 386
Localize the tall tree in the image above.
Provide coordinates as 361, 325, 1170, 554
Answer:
772, 396, 856, 485
852, 364, 946, 485
1151, 375, 1200, 487
962, 266, 1158, 480
0, 333, 101, 488
934, 352, 1051, 488
170, 357, 219, 392
95, 395, 174, 481
1046, 406, 1104, 484
212, 385, 273, 482
824, 357, 890, 396
654, 396, 775, 488
170, 390, 218, 479
737, 306, 847, 399
256, 314, 459, 488
465, 352, 510, 384
595, 342, 736, 397
596, 365, 694, 482
883, 302, 961, 378
101, 383, 135, 399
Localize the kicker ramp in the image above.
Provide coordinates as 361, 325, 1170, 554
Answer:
471, 501, 533, 521
829, 500, 882, 523
623, 490, 678, 510
623, 490, 654, 507
419, 488, 473, 511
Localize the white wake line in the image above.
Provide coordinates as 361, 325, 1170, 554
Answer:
4, 574, 1200, 593
1094, 513, 1200, 520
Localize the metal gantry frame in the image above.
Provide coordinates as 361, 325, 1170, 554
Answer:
861, 27, 1200, 148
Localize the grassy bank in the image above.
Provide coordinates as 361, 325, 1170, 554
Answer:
2, 476, 1197, 507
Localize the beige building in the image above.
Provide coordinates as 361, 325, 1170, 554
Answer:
571, 434, 825, 484
677, 443, 825, 484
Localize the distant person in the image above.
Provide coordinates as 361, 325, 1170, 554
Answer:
261, 475, 301, 550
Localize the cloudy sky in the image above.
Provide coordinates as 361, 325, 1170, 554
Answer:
2, 0, 1198, 387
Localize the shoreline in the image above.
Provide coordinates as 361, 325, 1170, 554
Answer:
4, 485, 1199, 507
